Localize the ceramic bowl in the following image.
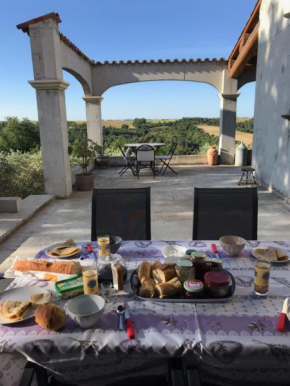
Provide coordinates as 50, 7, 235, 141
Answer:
162, 245, 187, 264
219, 235, 246, 257
65, 294, 105, 328
110, 236, 122, 254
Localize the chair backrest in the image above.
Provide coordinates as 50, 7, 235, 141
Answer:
137, 144, 155, 162
168, 137, 178, 157
91, 187, 151, 241
193, 187, 258, 240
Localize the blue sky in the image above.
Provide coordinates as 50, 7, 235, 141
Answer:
0, 0, 257, 121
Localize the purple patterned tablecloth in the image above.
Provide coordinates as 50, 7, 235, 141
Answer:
1, 240, 290, 386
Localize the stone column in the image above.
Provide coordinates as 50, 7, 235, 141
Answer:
28, 18, 72, 198
218, 93, 240, 164
83, 96, 104, 148
218, 70, 240, 165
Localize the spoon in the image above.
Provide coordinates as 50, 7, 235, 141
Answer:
116, 305, 125, 331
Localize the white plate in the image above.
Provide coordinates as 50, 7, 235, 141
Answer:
45, 243, 83, 259
0, 286, 49, 325
252, 247, 290, 264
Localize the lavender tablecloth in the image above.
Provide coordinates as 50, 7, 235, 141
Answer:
1, 240, 290, 386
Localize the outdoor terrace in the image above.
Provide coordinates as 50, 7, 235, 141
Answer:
0, 165, 289, 277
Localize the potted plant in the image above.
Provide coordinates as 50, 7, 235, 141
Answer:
72, 139, 101, 191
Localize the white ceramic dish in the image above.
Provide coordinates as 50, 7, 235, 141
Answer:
0, 286, 49, 325
219, 235, 246, 256
252, 247, 290, 264
45, 243, 83, 259
65, 294, 105, 328
162, 245, 187, 263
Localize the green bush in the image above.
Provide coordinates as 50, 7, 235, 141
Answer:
0, 151, 45, 198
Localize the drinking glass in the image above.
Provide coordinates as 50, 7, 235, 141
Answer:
97, 235, 110, 257
254, 260, 271, 296
83, 266, 98, 295
101, 281, 112, 300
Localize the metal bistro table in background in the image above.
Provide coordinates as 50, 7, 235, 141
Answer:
1, 240, 290, 386
124, 142, 165, 150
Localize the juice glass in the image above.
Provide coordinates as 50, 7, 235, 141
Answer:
97, 235, 110, 257
83, 267, 98, 295
254, 260, 271, 296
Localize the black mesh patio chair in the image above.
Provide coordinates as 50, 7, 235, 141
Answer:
117, 144, 137, 177
155, 137, 178, 176
193, 187, 258, 240
91, 187, 151, 240
136, 144, 157, 179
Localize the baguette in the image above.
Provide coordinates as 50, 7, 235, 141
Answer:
137, 261, 151, 283
155, 277, 182, 298
139, 278, 156, 298
12, 259, 82, 275
152, 264, 176, 284
151, 260, 162, 276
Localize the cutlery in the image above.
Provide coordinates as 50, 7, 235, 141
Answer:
124, 304, 135, 339
277, 297, 289, 332
211, 243, 220, 259
116, 305, 125, 331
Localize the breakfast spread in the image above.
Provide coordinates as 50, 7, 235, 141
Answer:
35, 302, 66, 331
12, 259, 82, 275
0, 300, 32, 321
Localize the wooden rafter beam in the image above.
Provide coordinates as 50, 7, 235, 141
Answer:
229, 22, 259, 79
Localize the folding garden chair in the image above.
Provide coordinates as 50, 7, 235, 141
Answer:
117, 144, 137, 177
155, 137, 178, 176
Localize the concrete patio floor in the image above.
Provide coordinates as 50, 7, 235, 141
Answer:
0, 165, 290, 274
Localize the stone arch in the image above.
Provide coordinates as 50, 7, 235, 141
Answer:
63, 67, 91, 95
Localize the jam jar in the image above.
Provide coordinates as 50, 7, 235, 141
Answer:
191, 252, 210, 281
209, 258, 223, 272
184, 279, 204, 299
175, 259, 195, 284
204, 271, 230, 297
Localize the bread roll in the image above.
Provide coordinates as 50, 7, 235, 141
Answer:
139, 278, 156, 298
152, 264, 176, 284
12, 260, 82, 275
151, 260, 162, 276
155, 277, 182, 298
137, 261, 151, 283
35, 302, 66, 331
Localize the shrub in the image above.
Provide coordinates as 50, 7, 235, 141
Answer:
0, 151, 45, 198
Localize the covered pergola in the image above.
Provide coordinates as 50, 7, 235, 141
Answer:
17, 2, 260, 198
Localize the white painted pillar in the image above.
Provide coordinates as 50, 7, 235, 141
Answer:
28, 18, 72, 198
218, 70, 240, 164
83, 96, 104, 148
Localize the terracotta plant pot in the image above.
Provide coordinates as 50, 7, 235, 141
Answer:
207, 146, 218, 165
75, 173, 94, 191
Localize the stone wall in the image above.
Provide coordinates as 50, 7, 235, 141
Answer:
253, 0, 290, 198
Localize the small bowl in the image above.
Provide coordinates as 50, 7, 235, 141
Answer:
110, 236, 122, 254
219, 235, 246, 257
65, 294, 105, 328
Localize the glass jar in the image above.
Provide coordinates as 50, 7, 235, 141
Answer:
191, 252, 210, 281
209, 258, 223, 272
204, 271, 230, 297
184, 279, 204, 299
175, 259, 195, 284
97, 253, 127, 283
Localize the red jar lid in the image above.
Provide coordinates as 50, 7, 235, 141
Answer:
204, 272, 230, 287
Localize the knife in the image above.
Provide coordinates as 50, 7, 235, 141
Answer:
124, 305, 135, 339
277, 297, 289, 332
211, 243, 220, 259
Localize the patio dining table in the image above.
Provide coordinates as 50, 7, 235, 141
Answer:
124, 143, 165, 149
1, 240, 290, 386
